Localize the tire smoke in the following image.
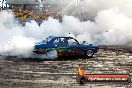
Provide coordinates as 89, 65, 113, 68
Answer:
0, 0, 132, 58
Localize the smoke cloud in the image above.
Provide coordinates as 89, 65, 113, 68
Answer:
0, 10, 35, 57
0, 0, 132, 58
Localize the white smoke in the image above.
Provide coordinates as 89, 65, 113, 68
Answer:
0, 10, 35, 58
70, 0, 132, 17
0, 0, 132, 58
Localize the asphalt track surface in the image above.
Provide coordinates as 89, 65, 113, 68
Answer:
0, 46, 132, 88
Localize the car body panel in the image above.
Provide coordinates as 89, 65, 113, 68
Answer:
33, 36, 99, 57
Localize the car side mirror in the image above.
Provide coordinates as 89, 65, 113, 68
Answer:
89, 44, 93, 46
82, 41, 86, 44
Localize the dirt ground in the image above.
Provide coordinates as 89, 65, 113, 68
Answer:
0, 46, 132, 88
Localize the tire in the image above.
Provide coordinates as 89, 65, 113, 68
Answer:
86, 50, 94, 58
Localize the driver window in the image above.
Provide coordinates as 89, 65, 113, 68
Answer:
67, 39, 78, 45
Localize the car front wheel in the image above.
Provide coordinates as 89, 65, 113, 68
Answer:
86, 50, 94, 58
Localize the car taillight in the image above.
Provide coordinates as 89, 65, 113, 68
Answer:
38, 50, 47, 54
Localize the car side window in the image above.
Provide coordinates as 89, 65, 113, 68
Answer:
53, 38, 65, 44
67, 38, 78, 45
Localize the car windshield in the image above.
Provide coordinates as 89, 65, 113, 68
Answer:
42, 36, 52, 43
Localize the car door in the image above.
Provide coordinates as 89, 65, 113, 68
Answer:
67, 38, 82, 56
53, 38, 68, 56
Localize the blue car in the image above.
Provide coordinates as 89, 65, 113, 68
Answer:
33, 36, 99, 58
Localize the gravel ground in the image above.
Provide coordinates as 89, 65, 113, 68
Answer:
0, 46, 132, 88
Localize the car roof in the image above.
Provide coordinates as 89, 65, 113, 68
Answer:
50, 36, 74, 39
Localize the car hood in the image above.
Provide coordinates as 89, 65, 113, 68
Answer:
80, 44, 99, 49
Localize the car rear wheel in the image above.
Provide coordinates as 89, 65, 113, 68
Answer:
86, 50, 94, 58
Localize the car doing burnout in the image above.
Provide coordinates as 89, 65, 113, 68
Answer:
33, 36, 99, 58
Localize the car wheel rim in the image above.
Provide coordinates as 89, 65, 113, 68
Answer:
87, 50, 93, 57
